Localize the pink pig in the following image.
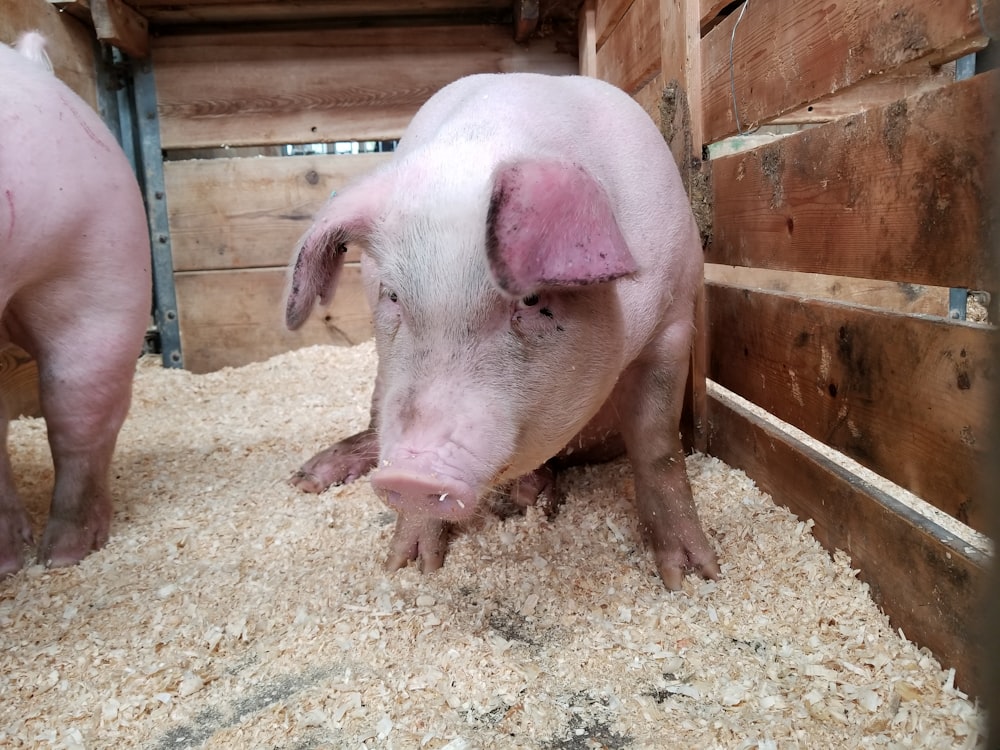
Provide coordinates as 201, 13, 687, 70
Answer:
0, 33, 151, 575
286, 73, 719, 589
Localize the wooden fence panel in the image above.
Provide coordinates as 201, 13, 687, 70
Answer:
153, 25, 576, 150
165, 152, 391, 272
707, 71, 997, 291
701, 0, 991, 144
595, 0, 659, 94
707, 388, 988, 695
706, 282, 995, 532
175, 265, 371, 374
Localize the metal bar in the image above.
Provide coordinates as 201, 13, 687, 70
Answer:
949, 287, 968, 321
131, 57, 184, 368
112, 47, 139, 177
947, 54, 976, 321
93, 42, 122, 146
955, 54, 977, 81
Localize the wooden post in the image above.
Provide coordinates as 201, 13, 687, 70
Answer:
578, 0, 597, 76
660, 0, 708, 453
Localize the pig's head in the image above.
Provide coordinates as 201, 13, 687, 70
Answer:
286, 154, 637, 521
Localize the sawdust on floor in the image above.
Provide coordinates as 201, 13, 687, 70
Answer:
0, 342, 987, 749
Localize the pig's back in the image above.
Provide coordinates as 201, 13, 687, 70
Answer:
0, 42, 148, 293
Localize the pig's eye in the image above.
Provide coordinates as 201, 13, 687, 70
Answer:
521, 294, 539, 307
384, 289, 399, 303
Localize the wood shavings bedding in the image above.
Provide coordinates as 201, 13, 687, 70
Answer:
0, 342, 986, 749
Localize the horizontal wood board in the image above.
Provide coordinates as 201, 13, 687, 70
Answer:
594, 0, 631, 48
700, 0, 992, 144
699, 0, 730, 30
706, 388, 989, 696
594, 0, 659, 95
152, 25, 577, 150
175, 265, 371, 373
165, 152, 391, 272
704, 265, 951, 318
706, 282, 995, 533
769, 63, 956, 125
129, 0, 511, 27
707, 71, 998, 291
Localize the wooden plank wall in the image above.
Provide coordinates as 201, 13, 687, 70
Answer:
1, 0, 100, 419
592, 0, 997, 694
154, 24, 577, 373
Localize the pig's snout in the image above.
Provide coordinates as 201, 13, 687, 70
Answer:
370, 467, 479, 520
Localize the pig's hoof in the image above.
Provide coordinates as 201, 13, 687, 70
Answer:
0, 547, 28, 578
652, 541, 721, 591
290, 431, 379, 493
37, 518, 109, 569
386, 515, 451, 573
0, 509, 34, 577
289, 469, 331, 494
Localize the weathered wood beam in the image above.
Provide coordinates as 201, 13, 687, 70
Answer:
513, 0, 539, 42
48, 0, 91, 23
48, 0, 149, 58
577, 0, 596, 76
91, 0, 148, 58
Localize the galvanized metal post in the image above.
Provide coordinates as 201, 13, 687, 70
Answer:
946, 53, 979, 322
131, 57, 184, 368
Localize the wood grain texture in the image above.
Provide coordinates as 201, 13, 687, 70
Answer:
706, 282, 995, 532
698, 0, 730, 30
701, 0, 990, 144
91, 0, 149, 58
128, 0, 511, 27
595, 0, 632, 48
770, 64, 956, 125
706, 388, 988, 696
165, 152, 392, 272
595, 0, 659, 95
659, 0, 703, 150
152, 25, 577, 150
578, 0, 597, 77
707, 72, 998, 291
174, 265, 371, 373
705, 265, 951, 317
0, 345, 41, 420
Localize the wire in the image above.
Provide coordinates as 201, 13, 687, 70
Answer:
729, 0, 752, 135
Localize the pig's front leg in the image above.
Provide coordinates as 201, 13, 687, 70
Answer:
0, 418, 35, 576
385, 512, 451, 573
290, 427, 379, 493
618, 332, 720, 590
291, 375, 382, 493
490, 463, 560, 519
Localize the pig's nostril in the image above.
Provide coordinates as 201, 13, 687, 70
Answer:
370, 468, 477, 518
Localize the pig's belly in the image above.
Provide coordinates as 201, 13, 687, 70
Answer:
553, 398, 625, 467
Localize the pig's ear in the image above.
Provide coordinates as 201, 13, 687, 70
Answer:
285, 178, 387, 330
486, 160, 637, 298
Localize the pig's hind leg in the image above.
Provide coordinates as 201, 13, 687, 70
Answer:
34, 336, 137, 567
30, 349, 134, 567
0, 415, 35, 576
